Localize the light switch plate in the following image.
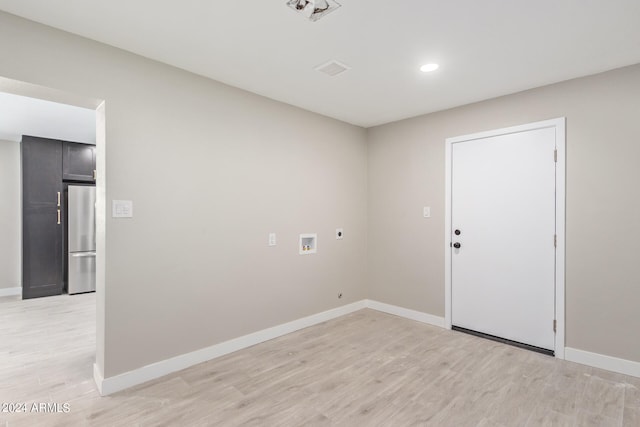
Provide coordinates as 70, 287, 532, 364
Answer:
423, 206, 431, 218
112, 200, 133, 218
268, 233, 276, 246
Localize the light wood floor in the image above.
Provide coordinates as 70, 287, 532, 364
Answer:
1, 294, 639, 426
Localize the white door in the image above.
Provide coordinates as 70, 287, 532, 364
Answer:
450, 126, 557, 351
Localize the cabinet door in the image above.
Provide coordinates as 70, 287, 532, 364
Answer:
63, 142, 96, 182
22, 136, 64, 299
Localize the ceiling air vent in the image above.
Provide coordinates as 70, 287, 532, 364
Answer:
315, 60, 350, 77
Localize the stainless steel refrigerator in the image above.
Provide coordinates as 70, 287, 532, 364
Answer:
68, 185, 96, 294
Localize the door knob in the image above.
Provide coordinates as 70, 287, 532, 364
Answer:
453, 242, 461, 249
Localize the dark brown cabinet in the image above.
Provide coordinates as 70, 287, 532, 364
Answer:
63, 141, 96, 183
22, 136, 64, 299
22, 137, 96, 299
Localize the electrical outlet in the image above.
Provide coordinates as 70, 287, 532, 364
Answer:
336, 228, 344, 239
423, 206, 431, 218
268, 233, 276, 246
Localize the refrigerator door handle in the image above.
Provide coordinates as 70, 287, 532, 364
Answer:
71, 252, 97, 258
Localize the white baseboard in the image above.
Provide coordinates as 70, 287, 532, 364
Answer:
0, 287, 21, 298
565, 347, 640, 378
93, 363, 104, 396
95, 300, 367, 395
365, 300, 445, 328
364, 302, 640, 379
95, 296, 640, 396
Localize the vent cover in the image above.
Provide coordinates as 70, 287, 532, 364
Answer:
315, 60, 350, 77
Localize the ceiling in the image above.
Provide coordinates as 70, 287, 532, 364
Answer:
0, 92, 95, 143
0, 1, 639, 128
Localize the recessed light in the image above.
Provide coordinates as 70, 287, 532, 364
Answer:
420, 63, 439, 73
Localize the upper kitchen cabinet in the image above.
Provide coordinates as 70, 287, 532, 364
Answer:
63, 141, 96, 182
22, 136, 64, 299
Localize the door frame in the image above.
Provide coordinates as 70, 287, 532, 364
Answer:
444, 118, 566, 359
1, 75, 107, 384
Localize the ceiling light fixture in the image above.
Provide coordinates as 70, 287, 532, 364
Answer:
286, 0, 341, 22
420, 63, 440, 73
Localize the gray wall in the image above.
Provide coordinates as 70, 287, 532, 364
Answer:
0, 12, 368, 378
367, 63, 640, 363
0, 139, 20, 290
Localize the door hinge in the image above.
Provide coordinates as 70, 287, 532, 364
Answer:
553, 319, 557, 333
554, 149, 558, 163
554, 234, 557, 248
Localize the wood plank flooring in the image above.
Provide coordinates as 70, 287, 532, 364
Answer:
1, 294, 639, 426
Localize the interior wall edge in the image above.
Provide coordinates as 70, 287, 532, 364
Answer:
0, 139, 21, 291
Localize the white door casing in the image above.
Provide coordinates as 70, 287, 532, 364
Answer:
444, 118, 565, 358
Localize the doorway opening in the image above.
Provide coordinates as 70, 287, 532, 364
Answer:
0, 75, 106, 395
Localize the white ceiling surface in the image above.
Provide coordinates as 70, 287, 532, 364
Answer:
0, 92, 96, 143
0, 1, 639, 128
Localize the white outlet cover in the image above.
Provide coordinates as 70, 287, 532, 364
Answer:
423, 206, 431, 218
336, 228, 344, 239
268, 233, 276, 246
112, 200, 133, 218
